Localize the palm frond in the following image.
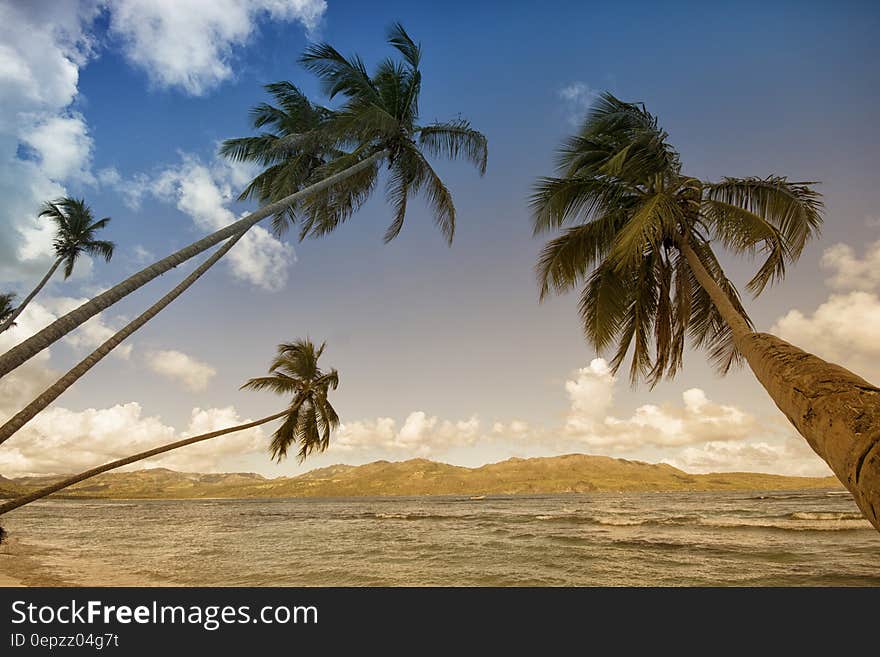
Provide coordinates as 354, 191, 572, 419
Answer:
417, 120, 488, 175
83, 239, 114, 262
607, 192, 678, 272
531, 176, 635, 234
387, 22, 421, 69
705, 176, 823, 261
299, 42, 379, 102
578, 262, 630, 353
536, 210, 626, 298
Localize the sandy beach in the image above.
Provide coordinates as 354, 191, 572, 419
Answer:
0, 536, 70, 587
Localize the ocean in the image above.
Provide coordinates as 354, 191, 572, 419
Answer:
2, 489, 878, 586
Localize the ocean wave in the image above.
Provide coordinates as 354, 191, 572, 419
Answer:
789, 511, 864, 521
364, 512, 461, 521
698, 516, 871, 531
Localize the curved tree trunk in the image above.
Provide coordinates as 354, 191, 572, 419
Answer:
0, 410, 286, 515
0, 257, 62, 334
0, 150, 388, 379
0, 232, 245, 447
680, 240, 880, 532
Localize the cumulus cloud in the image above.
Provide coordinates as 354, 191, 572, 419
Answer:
0, 303, 249, 477
0, 403, 266, 476
820, 240, 880, 291
1, 1, 313, 286
19, 112, 94, 183
334, 412, 482, 456
108, 0, 327, 95
772, 239, 880, 384
144, 154, 294, 291
559, 81, 598, 125
328, 359, 763, 466
146, 349, 217, 392
560, 360, 753, 449
0, 351, 822, 477
0, 1, 100, 283
772, 291, 880, 383
664, 438, 831, 477
0, 304, 61, 415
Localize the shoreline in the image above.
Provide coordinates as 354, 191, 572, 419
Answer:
0, 536, 70, 588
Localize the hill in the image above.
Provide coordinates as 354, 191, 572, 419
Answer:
4, 454, 843, 500
0, 475, 21, 498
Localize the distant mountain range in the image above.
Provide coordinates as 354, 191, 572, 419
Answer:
1, 454, 843, 500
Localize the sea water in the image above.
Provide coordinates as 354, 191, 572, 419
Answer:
2, 489, 878, 586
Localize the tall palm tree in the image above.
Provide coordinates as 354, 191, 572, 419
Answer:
0, 293, 15, 328
0, 339, 339, 515
0, 23, 486, 379
532, 93, 880, 532
0, 198, 114, 334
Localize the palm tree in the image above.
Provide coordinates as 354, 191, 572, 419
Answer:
0, 23, 486, 379
532, 93, 880, 531
0, 293, 15, 328
0, 198, 114, 334
0, 339, 339, 515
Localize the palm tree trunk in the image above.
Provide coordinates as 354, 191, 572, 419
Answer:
0, 410, 287, 515
0, 257, 62, 334
680, 239, 880, 531
0, 232, 246, 447
0, 150, 388, 379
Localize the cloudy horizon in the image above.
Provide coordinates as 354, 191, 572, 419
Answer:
1, 1, 878, 479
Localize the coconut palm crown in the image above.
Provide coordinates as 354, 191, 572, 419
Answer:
39, 197, 115, 279
0, 294, 15, 327
532, 93, 822, 386
241, 338, 340, 462
221, 22, 488, 245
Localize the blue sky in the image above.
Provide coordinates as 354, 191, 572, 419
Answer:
1, 0, 879, 478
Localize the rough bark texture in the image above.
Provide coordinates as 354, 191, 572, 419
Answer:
0, 232, 245, 447
680, 240, 880, 532
0, 150, 387, 378
738, 333, 880, 531
0, 411, 287, 515
0, 257, 61, 334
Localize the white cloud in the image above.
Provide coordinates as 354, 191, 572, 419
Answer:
131, 244, 155, 264
772, 291, 880, 383
820, 240, 880, 292
145, 406, 266, 472
0, 1, 100, 283
97, 166, 152, 210
559, 81, 598, 126
330, 359, 763, 465
334, 412, 482, 456
0, 402, 266, 476
108, 0, 327, 95
146, 349, 217, 392
665, 438, 831, 477
143, 154, 294, 291
19, 112, 94, 183
0, 303, 60, 415
771, 239, 880, 384
560, 359, 753, 450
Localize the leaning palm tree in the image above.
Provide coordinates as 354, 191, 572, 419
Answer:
0, 339, 339, 515
0, 23, 486, 379
532, 93, 880, 531
0, 198, 114, 334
